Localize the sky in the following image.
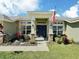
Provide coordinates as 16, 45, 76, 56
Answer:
0, 0, 79, 18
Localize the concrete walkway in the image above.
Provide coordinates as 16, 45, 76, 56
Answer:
0, 41, 49, 51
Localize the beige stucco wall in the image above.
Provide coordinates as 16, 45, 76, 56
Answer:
3, 21, 18, 36
65, 22, 79, 42
15, 21, 19, 32
28, 12, 52, 37
28, 12, 52, 18
0, 21, 3, 24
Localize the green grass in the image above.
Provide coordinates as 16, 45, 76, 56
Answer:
0, 44, 79, 59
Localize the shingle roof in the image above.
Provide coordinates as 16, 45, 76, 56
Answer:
0, 14, 14, 22
65, 17, 79, 23
0, 11, 79, 23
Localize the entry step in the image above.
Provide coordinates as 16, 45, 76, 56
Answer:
35, 37, 44, 40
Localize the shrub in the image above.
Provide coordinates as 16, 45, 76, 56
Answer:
24, 34, 31, 42
30, 41, 36, 44
63, 37, 70, 44
61, 34, 70, 45
69, 38, 75, 44
57, 39, 62, 44
56, 37, 63, 44
55, 34, 74, 45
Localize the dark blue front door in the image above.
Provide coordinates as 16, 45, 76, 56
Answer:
36, 25, 47, 38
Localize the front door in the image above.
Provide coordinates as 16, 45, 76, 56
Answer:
36, 25, 47, 39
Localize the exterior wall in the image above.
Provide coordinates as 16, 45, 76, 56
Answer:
28, 12, 53, 41
28, 12, 52, 34
28, 12, 52, 18
15, 21, 19, 32
0, 21, 3, 24
65, 22, 79, 42
0, 12, 64, 41
3, 21, 18, 36
28, 11, 52, 35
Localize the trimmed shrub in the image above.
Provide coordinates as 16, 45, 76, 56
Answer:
56, 37, 63, 44
57, 39, 62, 44
69, 38, 75, 44
61, 34, 70, 45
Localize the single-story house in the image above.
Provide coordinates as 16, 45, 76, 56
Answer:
0, 11, 79, 42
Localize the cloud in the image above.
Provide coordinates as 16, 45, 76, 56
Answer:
49, 9, 60, 17
0, 0, 39, 16
63, 1, 79, 18
49, 9, 55, 11
56, 14, 60, 17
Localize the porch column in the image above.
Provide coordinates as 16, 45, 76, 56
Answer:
30, 17, 36, 43
63, 21, 66, 34
48, 18, 53, 42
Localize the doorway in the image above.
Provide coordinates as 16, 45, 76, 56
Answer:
36, 25, 47, 40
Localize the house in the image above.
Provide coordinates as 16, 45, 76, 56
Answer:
0, 11, 79, 42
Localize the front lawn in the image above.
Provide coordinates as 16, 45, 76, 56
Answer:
0, 44, 79, 59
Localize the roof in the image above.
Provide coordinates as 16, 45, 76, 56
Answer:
15, 16, 31, 21
0, 15, 30, 22
28, 11, 53, 15
65, 17, 79, 23
0, 15, 14, 22
0, 11, 79, 23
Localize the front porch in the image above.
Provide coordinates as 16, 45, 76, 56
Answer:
30, 17, 53, 42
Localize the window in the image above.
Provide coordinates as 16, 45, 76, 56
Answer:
53, 25, 63, 35
27, 30, 31, 34
58, 26, 63, 31
53, 26, 56, 31
27, 26, 31, 34
58, 31, 63, 35
21, 26, 31, 34
27, 26, 31, 29
53, 21, 63, 35
53, 31, 56, 35
53, 26, 57, 35
21, 21, 26, 24
21, 26, 26, 34
27, 22, 31, 24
